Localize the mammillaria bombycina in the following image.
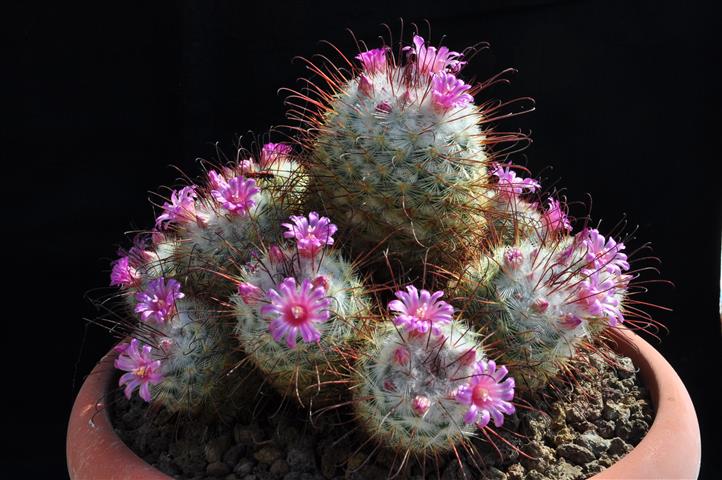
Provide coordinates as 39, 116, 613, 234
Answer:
96, 26, 665, 474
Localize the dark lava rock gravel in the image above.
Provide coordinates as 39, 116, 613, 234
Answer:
111, 352, 653, 479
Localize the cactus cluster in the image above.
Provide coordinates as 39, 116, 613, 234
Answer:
99, 29, 656, 467
108, 143, 302, 413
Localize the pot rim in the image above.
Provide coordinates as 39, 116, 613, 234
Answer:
66, 328, 701, 479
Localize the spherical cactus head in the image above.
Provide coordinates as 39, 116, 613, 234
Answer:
286, 31, 532, 272
454, 225, 633, 392
114, 295, 245, 418
233, 212, 370, 407
148, 140, 306, 296
352, 285, 515, 457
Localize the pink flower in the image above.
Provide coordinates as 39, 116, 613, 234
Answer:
504, 247, 524, 269
208, 170, 228, 191
282, 212, 337, 257
114, 338, 164, 402
581, 229, 629, 275
134, 277, 184, 324
119, 234, 154, 268
560, 313, 583, 329
261, 277, 332, 349
578, 272, 625, 326
431, 72, 473, 111
356, 47, 388, 74
358, 74, 373, 96
393, 346, 410, 366
127, 246, 153, 268
239, 159, 256, 173
312, 275, 329, 291
490, 163, 541, 199
269, 244, 285, 263
455, 359, 515, 428
110, 256, 140, 288
237, 282, 263, 305
543, 198, 572, 233
260, 142, 292, 168
155, 186, 199, 229
388, 286, 454, 336
375, 101, 392, 114
211, 176, 260, 216
412, 395, 431, 415
404, 35, 465, 75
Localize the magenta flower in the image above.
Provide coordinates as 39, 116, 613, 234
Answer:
237, 281, 262, 305
127, 245, 153, 269
282, 212, 337, 257
260, 142, 292, 168
114, 338, 164, 402
412, 395, 431, 416
581, 229, 629, 274
560, 313, 583, 329
155, 186, 199, 229
503, 247, 524, 269
431, 72, 473, 111
388, 286, 454, 336
110, 256, 140, 288
211, 176, 260, 216
543, 198, 572, 233
261, 277, 332, 349
404, 35, 465, 75
311, 275, 329, 291
208, 170, 228, 191
393, 346, 410, 366
239, 159, 255, 173
578, 272, 625, 326
375, 101, 392, 114
119, 234, 154, 268
269, 244, 285, 264
490, 163, 541, 199
356, 47, 388, 74
455, 359, 515, 428
358, 73, 374, 96
134, 277, 184, 324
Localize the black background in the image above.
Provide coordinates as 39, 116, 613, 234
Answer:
5, 1, 721, 478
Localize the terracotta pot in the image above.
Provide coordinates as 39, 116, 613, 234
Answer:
66, 329, 701, 479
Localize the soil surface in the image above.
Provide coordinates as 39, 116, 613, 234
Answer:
111, 352, 653, 480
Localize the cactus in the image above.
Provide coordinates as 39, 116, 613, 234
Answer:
114, 283, 243, 415
454, 219, 632, 391
289, 34, 530, 269
353, 285, 515, 456
231, 212, 370, 406
96, 26, 667, 474
152, 142, 304, 297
